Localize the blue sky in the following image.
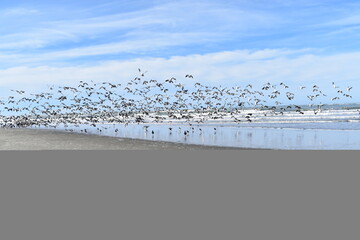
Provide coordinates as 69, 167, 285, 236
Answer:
0, 0, 360, 103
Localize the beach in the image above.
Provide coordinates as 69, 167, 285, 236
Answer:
0, 128, 248, 150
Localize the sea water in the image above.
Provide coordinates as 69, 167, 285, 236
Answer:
31, 107, 360, 150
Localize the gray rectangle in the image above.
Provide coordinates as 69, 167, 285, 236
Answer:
0, 151, 359, 240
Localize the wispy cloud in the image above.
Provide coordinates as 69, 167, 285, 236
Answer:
0, 0, 279, 57
1, 7, 39, 16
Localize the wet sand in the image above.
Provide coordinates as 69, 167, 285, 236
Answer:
0, 128, 252, 150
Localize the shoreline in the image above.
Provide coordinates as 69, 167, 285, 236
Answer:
0, 128, 260, 150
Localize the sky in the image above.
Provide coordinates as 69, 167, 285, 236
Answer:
0, 0, 360, 104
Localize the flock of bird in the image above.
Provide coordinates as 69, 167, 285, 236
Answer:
0, 70, 355, 134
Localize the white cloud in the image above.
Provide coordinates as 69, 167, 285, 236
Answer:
1, 49, 359, 98
1, 8, 39, 16
42, 32, 215, 58
0, 31, 220, 66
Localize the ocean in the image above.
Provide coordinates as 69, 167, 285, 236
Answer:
31, 104, 360, 150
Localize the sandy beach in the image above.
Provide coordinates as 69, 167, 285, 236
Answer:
0, 128, 250, 150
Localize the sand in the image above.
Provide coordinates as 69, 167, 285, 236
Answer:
0, 128, 250, 150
